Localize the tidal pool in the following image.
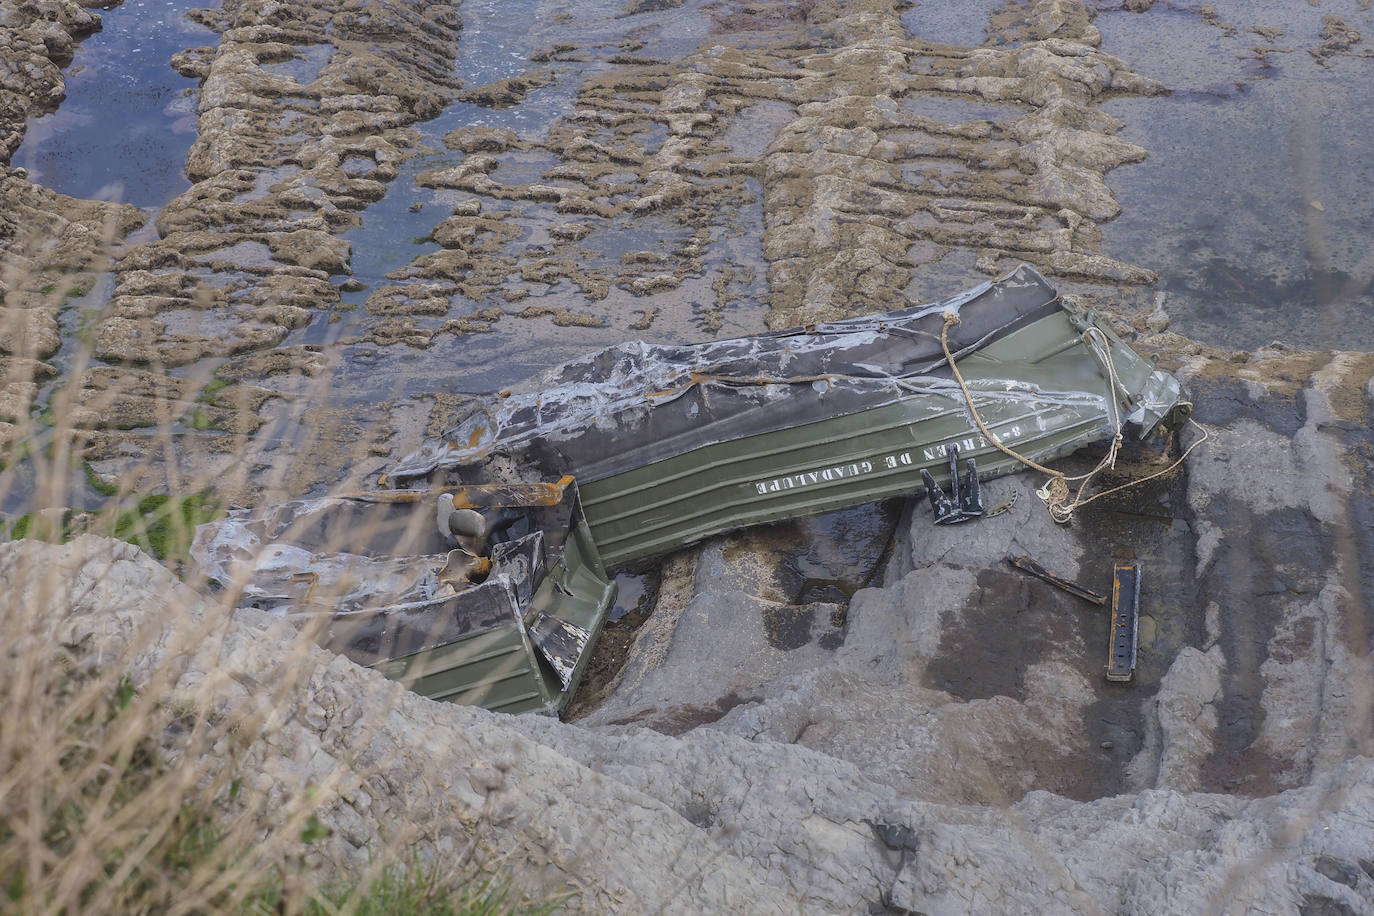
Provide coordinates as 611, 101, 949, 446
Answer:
14, 0, 216, 210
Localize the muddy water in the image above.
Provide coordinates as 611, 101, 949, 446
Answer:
13, 0, 213, 209
777, 500, 903, 606
306, 0, 772, 401
900, 0, 1006, 47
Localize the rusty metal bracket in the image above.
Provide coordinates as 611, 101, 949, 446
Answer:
1005, 555, 1107, 605
1106, 563, 1141, 682
920, 467, 956, 523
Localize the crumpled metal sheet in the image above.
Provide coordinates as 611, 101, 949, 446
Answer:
1126, 368, 1189, 432
386, 263, 1068, 489
528, 613, 591, 689
191, 496, 449, 614
190, 473, 616, 716
191, 495, 550, 665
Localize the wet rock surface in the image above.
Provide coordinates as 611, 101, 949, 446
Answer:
3, 0, 1374, 911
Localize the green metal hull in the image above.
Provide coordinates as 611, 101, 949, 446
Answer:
386, 264, 1191, 571
197, 267, 1192, 714
372, 506, 615, 716
193, 480, 617, 716
581, 307, 1175, 567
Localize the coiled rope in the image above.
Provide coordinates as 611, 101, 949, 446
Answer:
939, 311, 1207, 524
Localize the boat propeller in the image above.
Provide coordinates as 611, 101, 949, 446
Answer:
437, 548, 492, 589
436, 493, 495, 588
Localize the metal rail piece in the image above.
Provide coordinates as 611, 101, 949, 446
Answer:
1106, 563, 1141, 682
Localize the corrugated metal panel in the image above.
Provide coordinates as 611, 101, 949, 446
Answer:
195, 479, 617, 716
371, 498, 616, 716
385, 268, 1189, 572
372, 623, 557, 715
579, 310, 1135, 567
524, 510, 617, 716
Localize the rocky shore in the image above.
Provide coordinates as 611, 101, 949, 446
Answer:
3, 0, 1373, 911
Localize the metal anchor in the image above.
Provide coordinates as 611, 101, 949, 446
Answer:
919, 444, 986, 525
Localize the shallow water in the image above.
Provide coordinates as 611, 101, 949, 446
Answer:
900, 0, 1008, 47
306, 0, 773, 405
13, 0, 215, 209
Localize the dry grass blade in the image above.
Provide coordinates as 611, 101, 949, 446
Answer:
0, 255, 557, 914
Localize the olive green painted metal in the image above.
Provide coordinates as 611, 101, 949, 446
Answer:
205, 266, 1188, 715
578, 304, 1186, 568
386, 265, 1191, 572
372, 624, 553, 714
191, 479, 617, 717
371, 509, 615, 715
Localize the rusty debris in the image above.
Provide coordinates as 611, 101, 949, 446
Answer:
1006, 554, 1108, 605
1107, 563, 1142, 683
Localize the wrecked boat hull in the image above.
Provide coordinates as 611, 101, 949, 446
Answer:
369, 498, 615, 715
579, 308, 1162, 566
192, 479, 616, 717
197, 265, 1190, 715
387, 265, 1191, 568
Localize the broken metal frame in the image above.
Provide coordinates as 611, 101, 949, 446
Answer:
191, 478, 616, 716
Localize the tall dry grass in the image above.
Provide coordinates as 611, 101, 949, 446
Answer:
0, 236, 555, 914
